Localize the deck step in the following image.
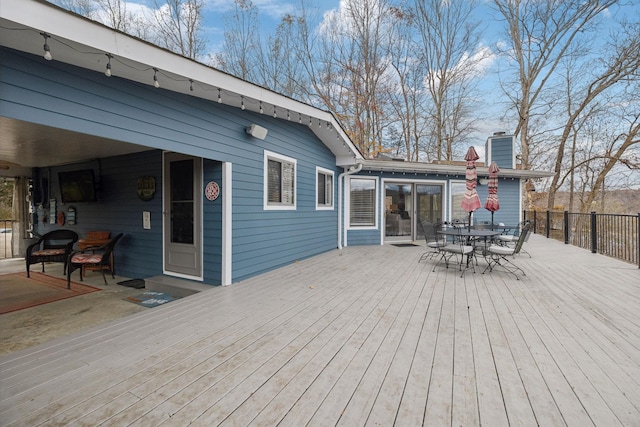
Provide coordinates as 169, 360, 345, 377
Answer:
143, 275, 214, 297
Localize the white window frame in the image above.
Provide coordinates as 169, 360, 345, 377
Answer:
347, 176, 378, 229
264, 150, 297, 210
315, 166, 334, 210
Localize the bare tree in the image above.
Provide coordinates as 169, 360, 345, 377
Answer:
96, 0, 130, 31
51, 0, 98, 19
493, 0, 618, 171
151, 0, 206, 60
214, 0, 261, 82
412, 0, 485, 161
301, 0, 397, 157
386, 6, 428, 161
546, 18, 640, 210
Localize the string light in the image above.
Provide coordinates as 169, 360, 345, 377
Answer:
299, 113, 302, 124
104, 53, 112, 76
309, 117, 312, 126
153, 68, 160, 88
41, 32, 52, 60
287, 110, 290, 121
259, 101, 263, 114
189, 79, 194, 92
217, 88, 222, 103
241, 96, 245, 110
273, 106, 277, 118
318, 118, 321, 128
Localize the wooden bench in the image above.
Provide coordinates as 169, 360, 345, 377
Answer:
26, 229, 79, 277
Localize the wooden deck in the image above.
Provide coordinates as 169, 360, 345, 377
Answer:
1, 235, 639, 426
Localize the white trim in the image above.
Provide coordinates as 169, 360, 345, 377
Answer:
263, 150, 297, 211
346, 176, 378, 230
315, 166, 335, 211
221, 162, 232, 286
162, 152, 203, 281
381, 178, 448, 244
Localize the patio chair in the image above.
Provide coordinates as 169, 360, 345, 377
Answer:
26, 229, 79, 277
67, 233, 123, 288
440, 227, 475, 277
419, 221, 448, 263
483, 223, 531, 280
497, 220, 532, 257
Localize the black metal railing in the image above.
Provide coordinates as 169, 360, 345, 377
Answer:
524, 210, 640, 268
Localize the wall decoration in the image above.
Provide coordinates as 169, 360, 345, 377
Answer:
49, 199, 56, 224
67, 206, 76, 225
205, 181, 220, 201
136, 176, 156, 201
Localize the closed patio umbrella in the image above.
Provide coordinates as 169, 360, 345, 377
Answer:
484, 161, 500, 225
461, 146, 481, 230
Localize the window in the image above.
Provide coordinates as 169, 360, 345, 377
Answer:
316, 167, 334, 209
349, 177, 377, 226
450, 181, 468, 223
264, 150, 296, 210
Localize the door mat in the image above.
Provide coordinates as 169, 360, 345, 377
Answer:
118, 279, 146, 289
392, 243, 418, 247
124, 291, 181, 308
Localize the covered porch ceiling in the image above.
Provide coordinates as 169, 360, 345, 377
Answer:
0, 117, 151, 176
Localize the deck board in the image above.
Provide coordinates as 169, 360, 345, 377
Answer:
2, 234, 640, 426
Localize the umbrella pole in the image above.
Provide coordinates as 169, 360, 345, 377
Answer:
491, 211, 494, 226
468, 212, 472, 231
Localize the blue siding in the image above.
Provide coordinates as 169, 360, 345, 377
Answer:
345, 171, 521, 245
486, 136, 515, 169
33, 151, 163, 280
2, 47, 340, 284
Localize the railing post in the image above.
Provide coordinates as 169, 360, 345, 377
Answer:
533, 210, 537, 234
564, 211, 569, 244
546, 210, 551, 238
591, 211, 597, 254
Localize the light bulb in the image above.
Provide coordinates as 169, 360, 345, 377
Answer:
41, 33, 52, 60
218, 89, 222, 103
153, 68, 160, 88
105, 54, 112, 77
241, 97, 245, 110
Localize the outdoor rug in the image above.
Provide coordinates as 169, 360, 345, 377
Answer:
124, 291, 181, 308
0, 272, 101, 315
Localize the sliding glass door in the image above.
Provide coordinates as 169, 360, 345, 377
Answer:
384, 182, 443, 242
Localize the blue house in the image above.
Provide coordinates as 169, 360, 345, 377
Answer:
342, 132, 550, 247
0, 1, 551, 286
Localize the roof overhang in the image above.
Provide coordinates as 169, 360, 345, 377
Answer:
357, 160, 555, 180
0, 0, 363, 167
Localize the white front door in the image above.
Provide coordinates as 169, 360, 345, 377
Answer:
163, 153, 202, 278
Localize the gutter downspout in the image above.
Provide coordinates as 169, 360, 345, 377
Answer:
338, 163, 363, 250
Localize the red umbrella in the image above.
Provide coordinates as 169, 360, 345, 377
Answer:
484, 161, 500, 224
461, 146, 481, 229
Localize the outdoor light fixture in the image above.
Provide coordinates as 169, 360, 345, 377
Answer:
246, 124, 268, 140
104, 54, 112, 77
153, 68, 160, 88
41, 32, 52, 60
